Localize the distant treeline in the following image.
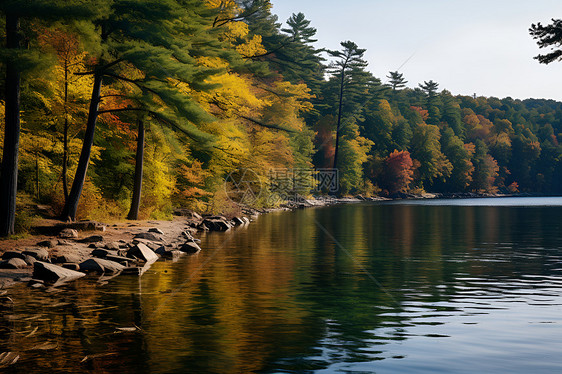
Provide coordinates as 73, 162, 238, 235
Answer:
0, 0, 560, 229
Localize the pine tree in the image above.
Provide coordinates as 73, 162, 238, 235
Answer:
530, 19, 562, 64
387, 71, 407, 91
418, 80, 440, 125
61, 0, 228, 221
0, 0, 99, 236
326, 41, 372, 171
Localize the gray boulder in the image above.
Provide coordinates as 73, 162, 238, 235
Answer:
0, 258, 28, 269
178, 241, 201, 254
1, 251, 25, 260
79, 235, 104, 243
53, 253, 82, 264
23, 248, 49, 261
134, 232, 163, 242
36, 240, 57, 248
24, 255, 37, 266
33, 261, 85, 283
105, 242, 120, 251
202, 218, 232, 231
127, 243, 158, 263
59, 228, 78, 239
80, 258, 125, 274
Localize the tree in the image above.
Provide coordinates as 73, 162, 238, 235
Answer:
326, 40, 371, 170
530, 19, 562, 64
0, 0, 98, 236
61, 0, 225, 221
418, 80, 440, 125
382, 150, 414, 194
387, 71, 407, 92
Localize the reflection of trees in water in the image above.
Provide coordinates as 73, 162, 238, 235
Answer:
1, 205, 561, 373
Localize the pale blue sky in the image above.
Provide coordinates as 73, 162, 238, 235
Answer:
270, 0, 562, 100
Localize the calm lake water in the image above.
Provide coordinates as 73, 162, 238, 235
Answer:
2, 197, 562, 373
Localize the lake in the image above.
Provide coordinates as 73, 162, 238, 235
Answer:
2, 197, 562, 373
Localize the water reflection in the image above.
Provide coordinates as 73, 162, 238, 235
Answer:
2, 202, 562, 373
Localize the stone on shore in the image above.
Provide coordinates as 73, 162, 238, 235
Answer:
0, 258, 28, 269
1, 251, 25, 261
178, 241, 201, 254
33, 261, 85, 283
134, 232, 163, 242
127, 243, 158, 263
202, 218, 232, 231
79, 235, 104, 243
80, 258, 125, 274
23, 248, 49, 261
53, 253, 82, 264
59, 228, 79, 239
148, 228, 164, 235
105, 242, 120, 251
36, 240, 57, 248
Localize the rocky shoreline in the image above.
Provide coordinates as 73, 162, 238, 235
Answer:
0, 192, 540, 290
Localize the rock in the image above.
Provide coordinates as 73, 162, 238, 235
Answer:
173, 209, 202, 220
80, 258, 125, 274
62, 263, 80, 271
105, 242, 120, 251
27, 279, 45, 288
53, 253, 82, 264
58, 220, 106, 232
79, 235, 104, 243
178, 241, 201, 254
105, 255, 132, 266
33, 261, 85, 283
59, 228, 79, 239
162, 250, 183, 260
127, 243, 158, 263
148, 228, 164, 235
155, 246, 184, 259
181, 231, 194, 240
232, 217, 245, 225
36, 240, 57, 248
22, 248, 49, 261
134, 232, 162, 241
202, 218, 232, 231
91, 248, 109, 258
241, 216, 250, 224
1, 251, 25, 260
0, 258, 28, 269
24, 255, 37, 266
197, 223, 209, 231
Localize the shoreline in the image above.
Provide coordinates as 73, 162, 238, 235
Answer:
0, 192, 556, 290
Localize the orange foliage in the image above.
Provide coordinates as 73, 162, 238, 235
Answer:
410, 106, 429, 121
383, 150, 415, 194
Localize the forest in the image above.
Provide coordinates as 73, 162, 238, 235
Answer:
1, 0, 562, 235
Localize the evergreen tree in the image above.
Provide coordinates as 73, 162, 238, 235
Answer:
326, 40, 371, 170
0, 0, 99, 236
387, 71, 407, 92
61, 0, 225, 221
418, 80, 440, 125
530, 19, 562, 64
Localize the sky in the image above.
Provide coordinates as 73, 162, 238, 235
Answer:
270, 0, 562, 101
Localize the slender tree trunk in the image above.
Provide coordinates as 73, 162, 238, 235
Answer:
0, 15, 22, 237
62, 59, 69, 201
61, 72, 103, 221
332, 69, 345, 171
127, 119, 145, 220
35, 150, 40, 200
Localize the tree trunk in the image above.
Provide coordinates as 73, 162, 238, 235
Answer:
332, 69, 345, 171
62, 59, 69, 201
61, 72, 103, 221
127, 119, 145, 220
0, 15, 22, 237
